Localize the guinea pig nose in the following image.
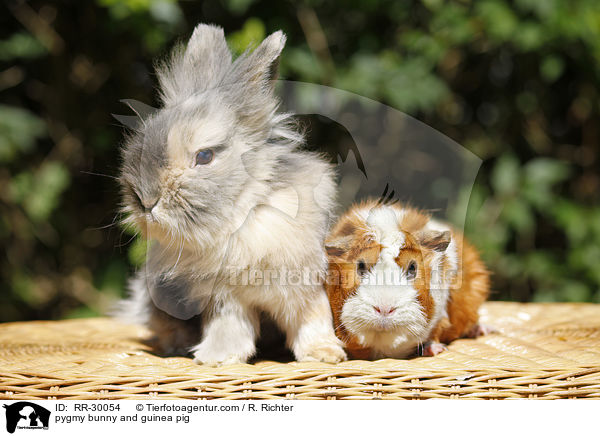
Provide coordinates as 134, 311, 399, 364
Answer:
373, 306, 396, 316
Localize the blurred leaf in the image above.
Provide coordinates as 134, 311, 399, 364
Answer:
429, 3, 475, 46
524, 158, 570, 187
522, 158, 570, 208
149, 0, 183, 25
128, 236, 148, 266
64, 306, 101, 319
11, 272, 34, 305
0, 32, 46, 61
491, 154, 520, 196
524, 251, 559, 279
551, 199, 588, 243
400, 31, 445, 63
12, 162, 71, 222
96, 0, 182, 42
95, 260, 128, 295
502, 197, 534, 233
335, 54, 382, 98
558, 281, 591, 302
337, 54, 448, 113
97, 0, 153, 17
384, 59, 449, 112
514, 0, 557, 19
532, 290, 558, 302
476, 0, 518, 42
222, 0, 257, 15
0, 105, 46, 162
422, 0, 443, 11
540, 55, 565, 82
227, 17, 266, 55
512, 22, 546, 51
516, 91, 538, 115
283, 47, 323, 82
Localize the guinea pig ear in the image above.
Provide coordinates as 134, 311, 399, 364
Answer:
417, 230, 451, 252
325, 235, 354, 258
157, 23, 233, 106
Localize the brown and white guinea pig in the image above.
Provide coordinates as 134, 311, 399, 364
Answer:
324, 200, 491, 360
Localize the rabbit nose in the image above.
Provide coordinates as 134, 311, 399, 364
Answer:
142, 198, 159, 213
132, 188, 159, 213
373, 305, 396, 316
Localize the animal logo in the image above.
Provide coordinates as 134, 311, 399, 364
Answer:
3, 402, 50, 433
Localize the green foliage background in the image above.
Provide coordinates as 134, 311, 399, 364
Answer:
1, 0, 599, 321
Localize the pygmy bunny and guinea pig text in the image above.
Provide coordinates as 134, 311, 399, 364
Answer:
324, 201, 490, 360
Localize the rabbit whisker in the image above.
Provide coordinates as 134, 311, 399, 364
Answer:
89, 212, 123, 231
169, 236, 185, 274
117, 228, 139, 248
80, 170, 118, 180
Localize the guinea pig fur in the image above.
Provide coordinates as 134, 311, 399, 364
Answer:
324, 200, 490, 359
115, 24, 346, 366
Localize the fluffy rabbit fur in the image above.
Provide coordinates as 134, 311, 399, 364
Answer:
116, 24, 346, 366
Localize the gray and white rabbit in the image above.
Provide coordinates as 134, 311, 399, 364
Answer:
116, 23, 346, 366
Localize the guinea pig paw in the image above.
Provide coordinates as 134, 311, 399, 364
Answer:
420, 341, 447, 357
467, 323, 497, 338
297, 342, 347, 363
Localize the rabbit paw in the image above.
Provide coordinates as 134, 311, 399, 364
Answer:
148, 321, 201, 357
191, 341, 253, 367
420, 341, 447, 357
296, 341, 347, 363
191, 331, 255, 366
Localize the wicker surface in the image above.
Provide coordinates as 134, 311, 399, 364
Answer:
1, 302, 599, 399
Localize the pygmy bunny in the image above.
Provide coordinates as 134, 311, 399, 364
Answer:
116, 24, 346, 366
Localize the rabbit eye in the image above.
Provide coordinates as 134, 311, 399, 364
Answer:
195, 149, 214, 166
357, 259, 368, 276
406, 261, 417, 280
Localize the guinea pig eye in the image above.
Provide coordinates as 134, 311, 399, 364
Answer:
357, 259, 368, 276
406, 261, 417, 280
195, 149, 214, 166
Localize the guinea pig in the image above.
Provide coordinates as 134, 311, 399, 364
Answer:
324, 200, 491, 359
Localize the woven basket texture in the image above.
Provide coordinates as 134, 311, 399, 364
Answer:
1, 302, 599, 400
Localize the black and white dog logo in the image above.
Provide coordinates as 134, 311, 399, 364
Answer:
3, 402, 50, 433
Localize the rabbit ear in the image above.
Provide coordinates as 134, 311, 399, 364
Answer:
157, 24, 232, 106
225, 31, 286, 130
183, 24, 232, 70
249, 30, 286, 83
233, 30, 286, 88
